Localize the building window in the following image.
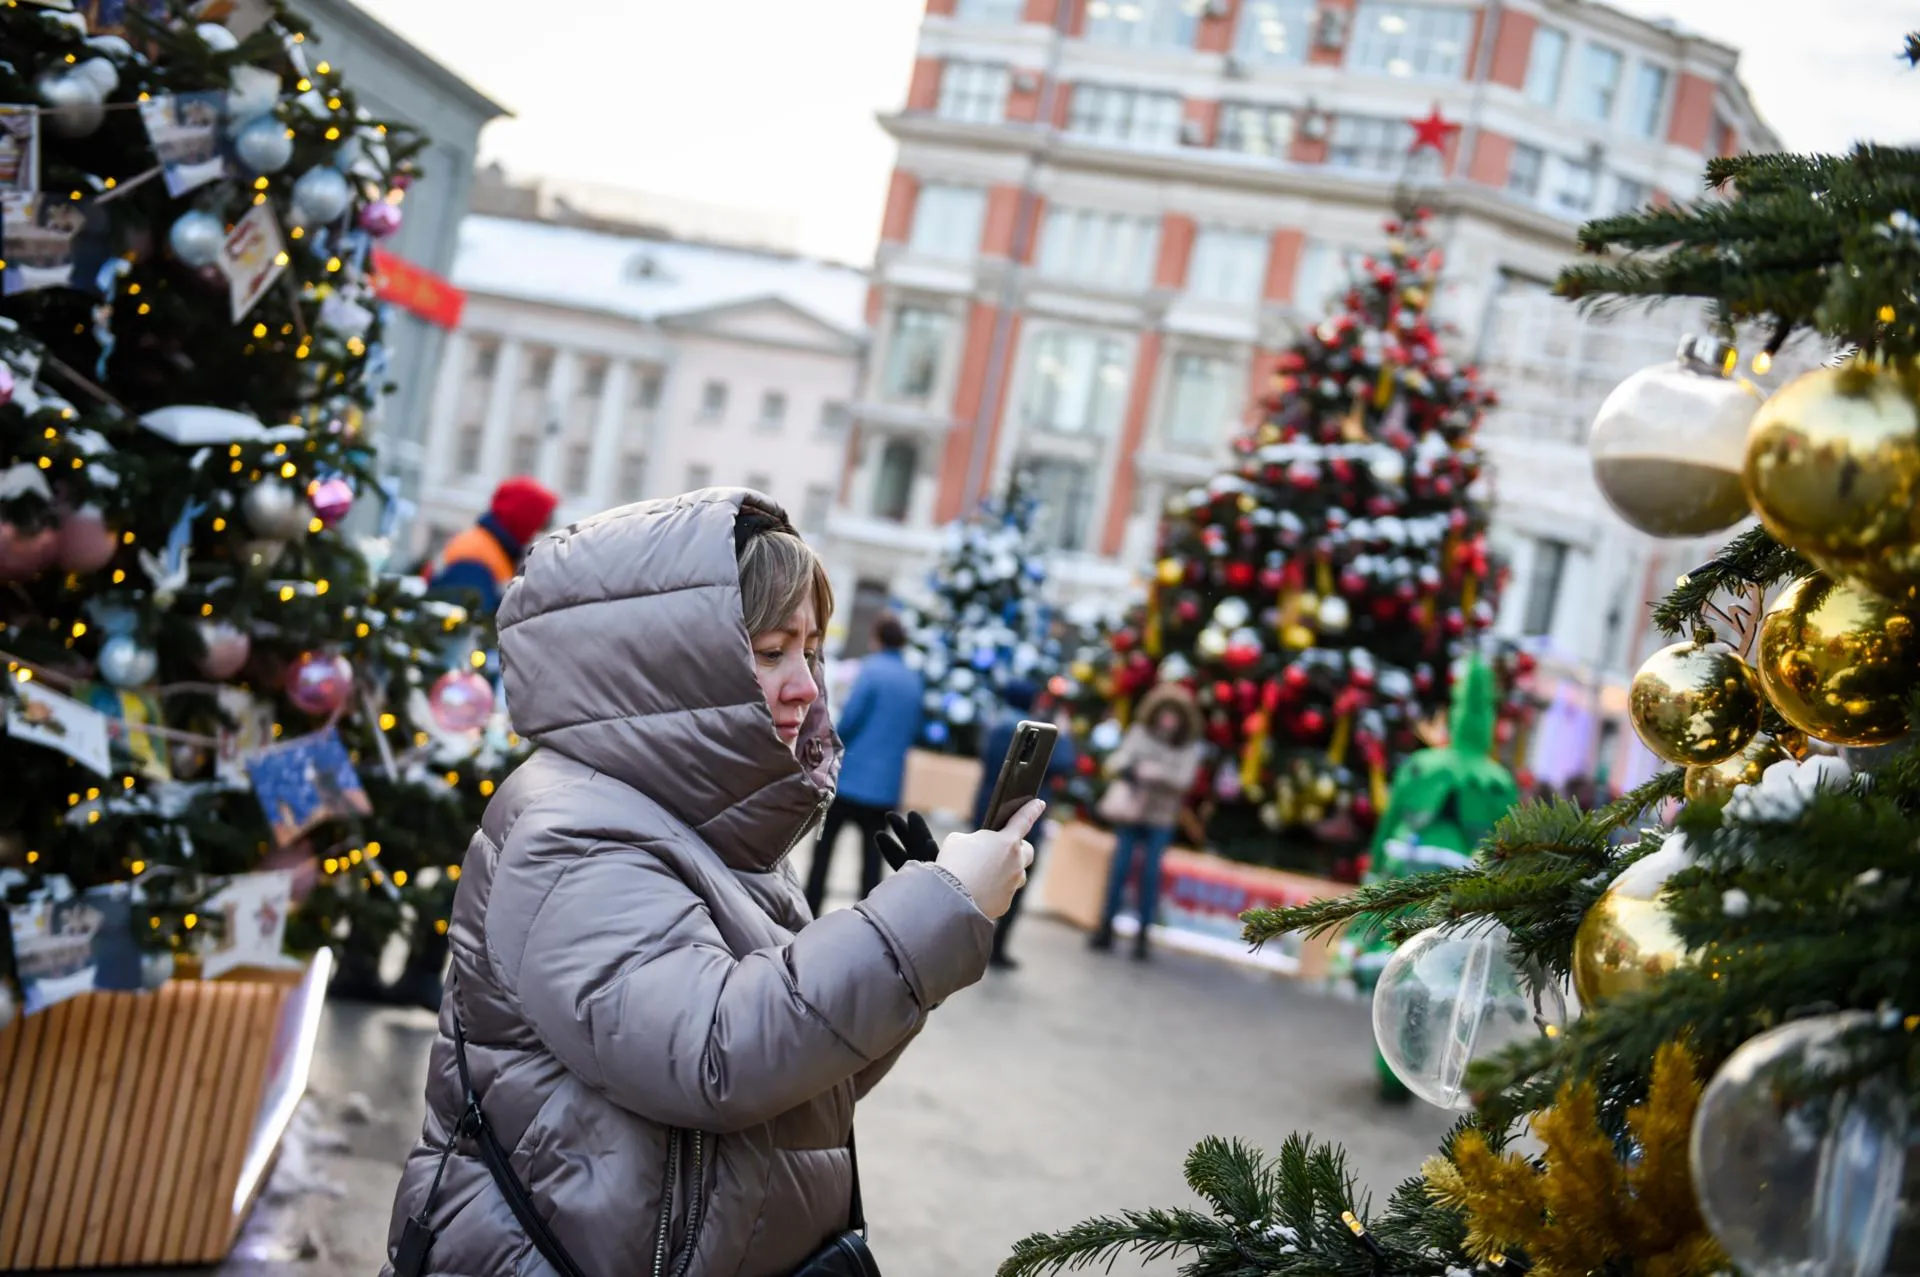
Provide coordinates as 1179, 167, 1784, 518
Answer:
908, 184, 988, 261
882, 306, 953, 402
699, 379, 728, 420
1571, 43, 1623, 123
1627, 62, 1669, 138
1217, 101, 1296, 157
1349, 3, 1471, 79
564, 442, 592, 495
955, 0, 1024, 20
619, 452, 646, 497
509, 434, 539, 474
801, 484, 833, 534
469, 339, 498, 380
1552, 155, 1598, 214
1328, 114, 1439, 177
937, 61, 1010, 123
1289, 240, 1352, 311
524, 347, 553, 388
456, 426, 483, 476
634, 369, 662, 409
686, 463, 713, 491
1162, 353, 1238, 450
1022, 455, 1095, 553
872, 440, 918, 522
1085, 0, 1199, 50
1525, 25, 1567, 107
759, 391, 787, 430
1186, 228, 1268, 307
1037, 207, 1160, 291
1522, 539, 1568, 636
745, 471, 773, 496
1508, 143, 1544, 198
1065, 84, 1182, 148
819, 401, 851, 436
1235, 0, 1315, 66
1020, 329, 1131, 436
1612, 175, 1648, 214
578, 358, 608, 398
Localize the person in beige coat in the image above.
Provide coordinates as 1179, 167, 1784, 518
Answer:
382, 489, 1041, 1277
1090, 684, 1205, 960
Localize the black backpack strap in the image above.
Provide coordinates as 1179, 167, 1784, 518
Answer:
848, 1127, 865, 1234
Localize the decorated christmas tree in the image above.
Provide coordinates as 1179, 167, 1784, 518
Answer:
1095, 204, 1509, 876
1003, 36, 1920, 1277
0, 0, 521, 1020
908, 468, 1058, 755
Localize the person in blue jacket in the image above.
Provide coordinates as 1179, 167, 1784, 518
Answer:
970, 679, 1078, 969
804, 613, 924, 914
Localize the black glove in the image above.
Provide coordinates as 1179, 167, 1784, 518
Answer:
875, 810, 940, 872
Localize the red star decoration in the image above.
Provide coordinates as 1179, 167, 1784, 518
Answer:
1407, 104, 1460, 155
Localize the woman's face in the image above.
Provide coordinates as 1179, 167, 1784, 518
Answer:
753, 596, 821, 752
1153, 708, 1184, 740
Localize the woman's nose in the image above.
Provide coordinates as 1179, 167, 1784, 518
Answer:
785, 665, 818, 706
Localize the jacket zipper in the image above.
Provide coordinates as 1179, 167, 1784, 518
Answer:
652, 1131, 681, 1277
781, 794, 832, 862
668, 1133, 706, 1277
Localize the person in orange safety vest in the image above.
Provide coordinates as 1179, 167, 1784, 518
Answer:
422, 475, 559, 613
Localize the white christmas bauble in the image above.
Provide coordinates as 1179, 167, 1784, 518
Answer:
196, 21, 240, 51
1090, 719, 1123, 752
952, 569, 976, 595
227, 66, 282, 119
36, 72, 105, 138
1369, 450, 1407, 487
168, 211, 226, 269
1213, 598, 1252, 630
98, 635, 158, 687
241, 477, 310, 540
949, 667, 977, 694
233, 116, 294, 174
1691, 1012, 1908, 1277
1372, 923, 1565, 1110
948, 696, 976, 725
290, 166, 353, 226
1317, 596, 1352, 634
73, 57, 119, 96
1589, 338, 1762, 538
85, 35, 134, 59
1196, 627, 1229, 660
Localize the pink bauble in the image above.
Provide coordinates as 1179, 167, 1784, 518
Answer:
429, 669, 494, 734
0, 523, 58, 582
358, 201, 402, 238
196, 620, 252, 680
56, 505, 119, 574
286, 650, 354, 717
0, 362, 14, 406
308, 477, 354, 528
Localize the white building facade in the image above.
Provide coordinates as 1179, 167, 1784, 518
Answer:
414, 216, 868, 588
826, 0, 1777, 781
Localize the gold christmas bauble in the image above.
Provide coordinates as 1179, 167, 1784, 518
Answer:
1400, 285, 1428, 311
1684, 733, 1790, 809
1071, 660, 1095, 683
1573, 874, 1692, 1007
1157, 557, 1184, 587
1744, 361, 1920, 601
1281, 623, 1315, 651
1628, 639, 1763, 766
1756, 573, 1919, 746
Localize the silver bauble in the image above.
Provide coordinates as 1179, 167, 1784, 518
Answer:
140, 950, 175, 991
290, 166, 352, 226
168, 210, 226, 269
1317, 596, 1352, 634
73, 56, 120, 96
98, 634, 158, 687
243, 539, 287, 573
241, 477, 309, 540
233, 116, 293, 174
36, 72, 105, 138
227, 67, 281, 119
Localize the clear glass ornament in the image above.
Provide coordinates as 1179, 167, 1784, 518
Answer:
1371, 923, 1566, 1110
1589, 336, 1764, 538
1692, 1012, 1909, 1277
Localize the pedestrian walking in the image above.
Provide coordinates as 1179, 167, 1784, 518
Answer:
1090, 684, 1204, 960
803, 612, 923, 914
421, 474, 559, 613
382, 489, 1042, 1277
970, 679, 1078, 969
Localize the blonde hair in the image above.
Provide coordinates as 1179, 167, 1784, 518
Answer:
738, 528, 834, 639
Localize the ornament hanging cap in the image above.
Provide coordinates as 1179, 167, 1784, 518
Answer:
1677, 334, 1738, 379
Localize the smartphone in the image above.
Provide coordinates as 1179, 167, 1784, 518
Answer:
982, 721, 1059, 832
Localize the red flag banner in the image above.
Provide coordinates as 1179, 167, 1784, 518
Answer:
368, 247, 466, 329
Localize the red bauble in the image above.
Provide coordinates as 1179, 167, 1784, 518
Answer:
1330, 458, 1355, 484
1262, 681, 1281, 712
1352, 796, 1375, 825
1339, 570, 1366, 596
1282, 665, 1310, 691
1350, 667, 1376, 690
1212, 680, 1235, 706
1176, 598, 1201, 623
1225, 561, 1255, 589
1517, 652, 1537, 675
1414, 665, 1435, 693
1077, 754, 1097, 775
1495, 718, 1516, 745
1443, 609, 1467, 637
1367, 496, 1399, 517
1297, 709, 1327, 736
1258, 566, 1285, 592
1372, 597, 1400, 622
1448, 509, 1470, 533
1112, 628, 1136, 652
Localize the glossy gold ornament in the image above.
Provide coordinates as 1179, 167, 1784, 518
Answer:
1627, 639, 1763, 766
1684, 734, 1789, 808
1281, 623, 1315, 651
1156, 557, 1184, 587
1744, 361, 1920, 601
1573, 875, 1692, 1007
1756, 573, 1920, 746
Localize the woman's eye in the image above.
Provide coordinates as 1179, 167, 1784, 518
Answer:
756, 647, 782, 664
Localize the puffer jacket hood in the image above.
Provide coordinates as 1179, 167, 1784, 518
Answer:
384, 489, 995, 1277
1135, 681, 1203, 745
497, 488, 840, 871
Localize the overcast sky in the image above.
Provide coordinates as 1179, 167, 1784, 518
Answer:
352, 0, 1916, 266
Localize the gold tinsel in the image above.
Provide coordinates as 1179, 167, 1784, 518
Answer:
1422, 1043, 1726, 1277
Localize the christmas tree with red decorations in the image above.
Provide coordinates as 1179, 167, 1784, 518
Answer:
1100, 204, 1518, 877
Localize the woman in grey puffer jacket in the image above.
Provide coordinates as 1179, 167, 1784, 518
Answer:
382, 489, 1042, 1277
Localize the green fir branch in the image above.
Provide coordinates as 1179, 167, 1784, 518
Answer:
1648, 526, 1812, 634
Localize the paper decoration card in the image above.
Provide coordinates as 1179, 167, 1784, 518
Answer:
6, 681, 112, 776
198, 870, 297, 980
244, 727, 371, 848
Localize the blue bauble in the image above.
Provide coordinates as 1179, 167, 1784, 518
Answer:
970, 648, 995, 671
290, 165, 352, 226
168, 210, 225, 268
924, 721, 949, 746
234, 115, 294, 174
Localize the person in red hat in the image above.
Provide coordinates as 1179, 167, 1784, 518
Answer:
423, 475, 559, 613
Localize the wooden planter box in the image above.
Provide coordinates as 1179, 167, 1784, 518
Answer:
0, 949, 332, 1270
901, 749, 983, 819
1041, 821, 1353, 979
